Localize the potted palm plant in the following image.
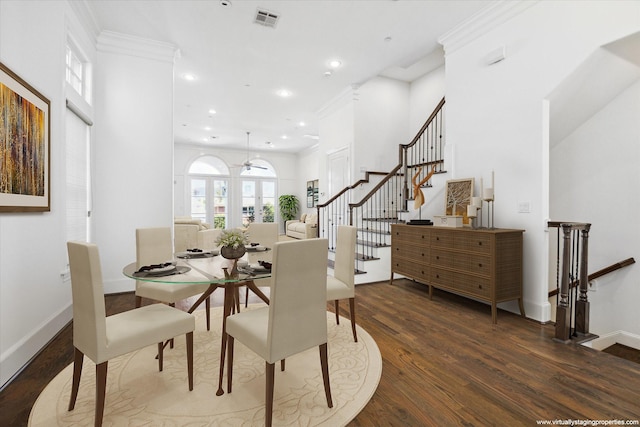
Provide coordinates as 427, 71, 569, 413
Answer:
215, 229, 249, 259
279, 195, 300, 232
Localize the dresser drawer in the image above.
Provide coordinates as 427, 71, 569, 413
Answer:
391, 258, 429, 281
392, 227, 430, 245
430, 268, 490, 298
393, 243, 429, 262
431, 250, 490, 275
431, 230, 455, 249
460, 233, 491, 254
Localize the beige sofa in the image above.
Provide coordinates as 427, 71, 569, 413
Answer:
174, 217, 221, 252
285, 213, 318, 239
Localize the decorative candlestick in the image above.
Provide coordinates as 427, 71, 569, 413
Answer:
467, 204, 478, 229
472, 196, 483, 229
483, 187, 494, 229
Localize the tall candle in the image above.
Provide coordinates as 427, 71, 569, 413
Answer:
472, 196, 482, 208
467, 205, 476, 218
491, 170, 494, 189
483, 187, 494, 201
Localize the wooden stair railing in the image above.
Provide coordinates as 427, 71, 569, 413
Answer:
317, 97, 446, 268
548, 257, 636, 298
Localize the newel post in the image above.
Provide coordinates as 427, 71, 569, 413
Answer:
575, 224, 591, 335
555, 224, 572, 342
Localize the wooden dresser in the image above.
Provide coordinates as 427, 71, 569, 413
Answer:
390, 224, 525, 323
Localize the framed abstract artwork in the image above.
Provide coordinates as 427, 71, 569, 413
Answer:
0, 62, 50, 212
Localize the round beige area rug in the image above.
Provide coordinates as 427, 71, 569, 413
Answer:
29, 305, 381, 426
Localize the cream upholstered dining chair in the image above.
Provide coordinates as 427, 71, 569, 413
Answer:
67, 241, 195, 427
327, 225, 358, 342
135, 227, 212, 330
225, 238, 333, 427
243, 221, 279, 306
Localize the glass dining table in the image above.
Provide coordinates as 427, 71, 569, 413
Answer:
123, 252, 271, 396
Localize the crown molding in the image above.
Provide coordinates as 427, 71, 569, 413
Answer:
67, 0, 101, 45
317, 85, 358, 120
438, 0, 538, 55
97, 30, 179, 63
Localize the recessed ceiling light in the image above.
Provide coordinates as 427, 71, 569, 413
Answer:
208, 109, 216, 115
281, 134, 288, 140
182, 73, 196, 81
328, 59, 342, 68
220, 0, 232, 6
277, 89, 292, 98
298, 121, 306, 127
324, 70, 333, 77
204, 126, 212, 131
303, 134, 320, 140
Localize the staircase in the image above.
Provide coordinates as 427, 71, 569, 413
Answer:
318, 98, 446, 282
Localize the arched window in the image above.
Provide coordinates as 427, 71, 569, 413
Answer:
189, 155, 230, 175
188, 156, 229, 228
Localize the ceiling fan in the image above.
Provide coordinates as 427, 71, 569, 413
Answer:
233, 131, 267, 170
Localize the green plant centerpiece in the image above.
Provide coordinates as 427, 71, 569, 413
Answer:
279, 194, 300, 232
215, 229, 249, 260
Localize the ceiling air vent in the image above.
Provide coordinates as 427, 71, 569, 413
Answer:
254, 9, 279, 28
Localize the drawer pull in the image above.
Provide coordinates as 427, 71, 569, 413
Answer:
436, 256, 439, 260
478, 263, 482, 267
478, 241, 483, 246
478, 284, 483, 289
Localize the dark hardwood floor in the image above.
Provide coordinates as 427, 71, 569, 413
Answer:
1, 279, 639, 426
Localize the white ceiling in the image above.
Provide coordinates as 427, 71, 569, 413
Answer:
86, 0, 492, 153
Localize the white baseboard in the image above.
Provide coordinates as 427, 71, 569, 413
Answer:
0, 303, 72, 389
582, 330, 640, 351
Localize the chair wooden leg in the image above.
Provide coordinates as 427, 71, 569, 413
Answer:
334, 300, 340, 325
245, 286, 249, 308
227, 335, 234, 393
169, 304, 175, 348
349, 297, 358, 342
186, 332, 194, 391
157, 342, 164, 371
135, 295, 142, 308
205, 297, 211, 331
68, 347, 84, 411
319, 343, 333, 408
265, 362, 275, 427
95, 361, 108, 427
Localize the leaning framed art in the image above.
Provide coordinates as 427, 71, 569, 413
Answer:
0, 62, 50, 212
445, 178, 474, 224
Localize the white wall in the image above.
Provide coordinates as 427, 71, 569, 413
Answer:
92, 32, 177, 294
354, 77, 410, 174
551, 80, 640, 337
440, 0, 640, 322
410, 65, 446, 135
0, 0, 73, 388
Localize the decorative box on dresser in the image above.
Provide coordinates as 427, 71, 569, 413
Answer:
390, 224, 525, 323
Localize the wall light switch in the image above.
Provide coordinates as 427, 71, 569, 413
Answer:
518, 201, 531, 213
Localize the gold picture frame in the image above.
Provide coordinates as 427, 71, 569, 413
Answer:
445, 178, 474, 224
0, 62, 51, 212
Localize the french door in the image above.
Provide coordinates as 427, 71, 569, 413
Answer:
241, 179, 276, 226
190, 177, 228, 228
